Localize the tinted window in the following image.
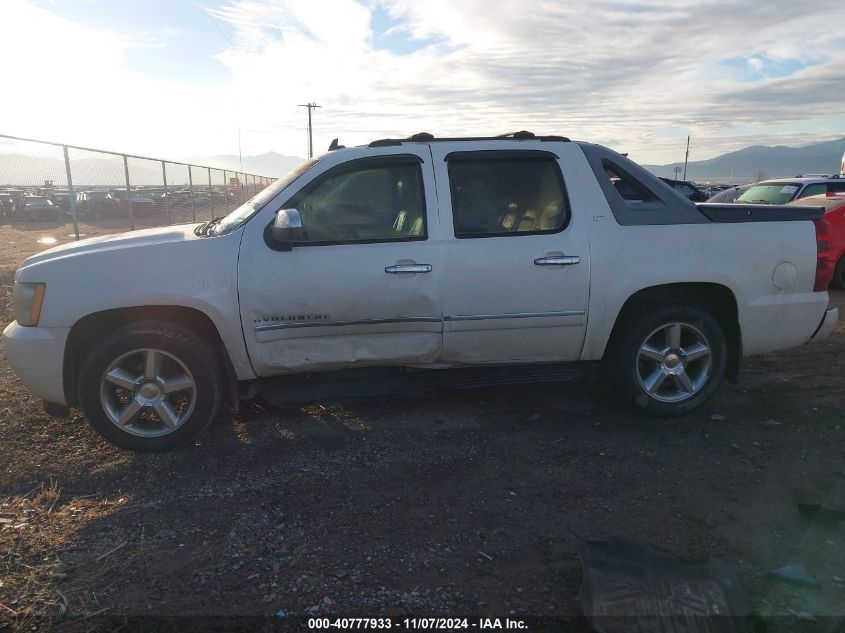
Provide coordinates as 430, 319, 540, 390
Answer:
830, 182, 845, 194
286, 161, 426, 244
447, 158, 568, 238
604, 161, 658, 203
797, 183, 827, 199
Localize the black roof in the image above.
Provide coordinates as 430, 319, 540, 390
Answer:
367, 130, 570, 148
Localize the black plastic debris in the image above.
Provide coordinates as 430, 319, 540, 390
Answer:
579, 539, 754, 633
796, 500, 845, 522
793, 486, 845, 522
766, 564, 820, 589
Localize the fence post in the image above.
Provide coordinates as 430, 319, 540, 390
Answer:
208, 167, 213, 219
161, 161, 169, 223
224, 170, 230, 213
188, 167, 195, 222
123, 155, 134, 231
62, 145, 80, 240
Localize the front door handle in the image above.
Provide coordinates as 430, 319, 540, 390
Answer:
385, 263, 433, 274
534, 255, 580, 266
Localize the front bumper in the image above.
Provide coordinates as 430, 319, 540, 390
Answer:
809, 306, 839, 343
2, 321, 69, 405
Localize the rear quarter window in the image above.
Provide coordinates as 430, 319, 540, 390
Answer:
603, 161, 659, 204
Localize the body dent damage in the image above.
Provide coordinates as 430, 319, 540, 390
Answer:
251, 332, 442, 375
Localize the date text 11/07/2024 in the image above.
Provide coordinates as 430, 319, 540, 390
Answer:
307, 618, 528, 629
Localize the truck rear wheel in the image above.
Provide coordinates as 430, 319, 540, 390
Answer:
78, 321, 223, 451
606, 303, 728, 416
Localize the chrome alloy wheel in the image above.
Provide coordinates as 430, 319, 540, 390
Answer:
635, 322, 713, 403
99, 348, 197, 437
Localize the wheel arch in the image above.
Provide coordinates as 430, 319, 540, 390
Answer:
603, 282, 741, 382
63, 305, 240, 408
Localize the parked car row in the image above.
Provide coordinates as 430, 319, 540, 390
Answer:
0, 186, 255, 222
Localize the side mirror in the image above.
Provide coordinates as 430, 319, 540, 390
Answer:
265, 208, 305, 251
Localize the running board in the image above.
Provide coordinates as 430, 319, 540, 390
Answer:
254, 362, 598, 407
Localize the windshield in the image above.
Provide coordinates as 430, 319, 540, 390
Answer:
88, 191, 110, 199
25, 197, 50, 205
736, 183, 801, 204
209, 158, 319, 236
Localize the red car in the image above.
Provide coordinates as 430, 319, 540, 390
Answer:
790, 194, 845, 289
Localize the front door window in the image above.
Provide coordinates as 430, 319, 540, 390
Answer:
286, 160, 427, 244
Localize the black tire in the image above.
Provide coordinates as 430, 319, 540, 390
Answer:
78, 321, 224, 451
604, 303, 728, 417
831, 257, 845, 290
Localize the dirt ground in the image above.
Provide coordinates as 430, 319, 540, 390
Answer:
0, 213, 212, 269
1, 257, 844, 631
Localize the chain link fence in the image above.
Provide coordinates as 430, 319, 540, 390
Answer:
0, 133, 274, 269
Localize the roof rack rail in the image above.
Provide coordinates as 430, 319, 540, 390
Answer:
497, 130, 535, 139
367, 131, 570, 148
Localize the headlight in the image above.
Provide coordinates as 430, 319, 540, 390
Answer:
13, 282, 46, 327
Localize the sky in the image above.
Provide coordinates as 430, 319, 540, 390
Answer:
1, 0, 844, 167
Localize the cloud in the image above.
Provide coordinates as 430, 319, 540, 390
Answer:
206, 0, 845, 163
1, 0, 844, 166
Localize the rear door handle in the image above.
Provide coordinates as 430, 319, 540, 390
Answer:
385, 263, 433, 274
534, 255, 580, 266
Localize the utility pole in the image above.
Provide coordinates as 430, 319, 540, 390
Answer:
298, 102, 321, 158
683, 135, 690, 180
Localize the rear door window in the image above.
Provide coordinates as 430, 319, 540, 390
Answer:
446, 155, 569, 238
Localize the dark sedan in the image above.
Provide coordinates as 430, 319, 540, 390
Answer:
659, 178, 709, 202
706, 184, 753, 204
111, 190, 157, 216
76, 191, 119, 218
18, 196, 59, 221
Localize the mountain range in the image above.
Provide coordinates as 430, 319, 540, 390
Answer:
184, 151, 304, 177
643, 137, 845, 184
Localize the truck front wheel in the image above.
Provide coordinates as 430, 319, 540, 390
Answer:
606, 304, 728, 416
78, 321, 224, 451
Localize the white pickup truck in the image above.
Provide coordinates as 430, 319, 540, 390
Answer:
3, 132, 839, 450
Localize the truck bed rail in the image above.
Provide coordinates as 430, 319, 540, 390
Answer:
697, 203, 824, 223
